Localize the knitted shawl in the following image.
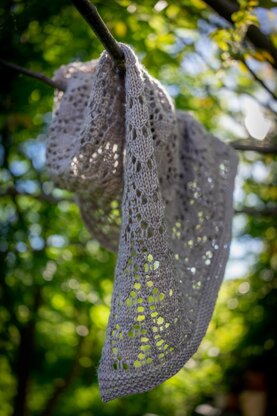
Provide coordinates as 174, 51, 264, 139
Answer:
46, 44, 238, 402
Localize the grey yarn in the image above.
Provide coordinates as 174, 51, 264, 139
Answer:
46, 44, 238, 402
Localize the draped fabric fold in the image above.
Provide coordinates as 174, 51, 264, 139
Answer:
46, 44, 238, 402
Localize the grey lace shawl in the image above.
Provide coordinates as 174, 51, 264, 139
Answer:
46, 44, 238, 402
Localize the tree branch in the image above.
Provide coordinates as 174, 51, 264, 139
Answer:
221, 84, 277, 116
2, 187, 277, 217
1, 186, 74, 204
194, 48, 277, 116
203, 0, 277, 71
12, 289, 42, 416
41, 335, 85, 416
235, 206, 277, 217
71, 0, 125, 73
231, 138, 277, 154
240, 58, 277, 101
0, 58, 65, 91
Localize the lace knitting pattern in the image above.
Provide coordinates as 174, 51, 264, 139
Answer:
46, 44, 238, 402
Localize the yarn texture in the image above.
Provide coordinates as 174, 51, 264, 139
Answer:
46, 44, 238, 402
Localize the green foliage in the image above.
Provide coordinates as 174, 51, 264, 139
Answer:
211, 0, 260, 62
0, 0, 276, 415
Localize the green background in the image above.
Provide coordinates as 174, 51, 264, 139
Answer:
0, 1, 276, 415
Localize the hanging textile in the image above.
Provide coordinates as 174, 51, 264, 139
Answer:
46, 44, 238, 402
